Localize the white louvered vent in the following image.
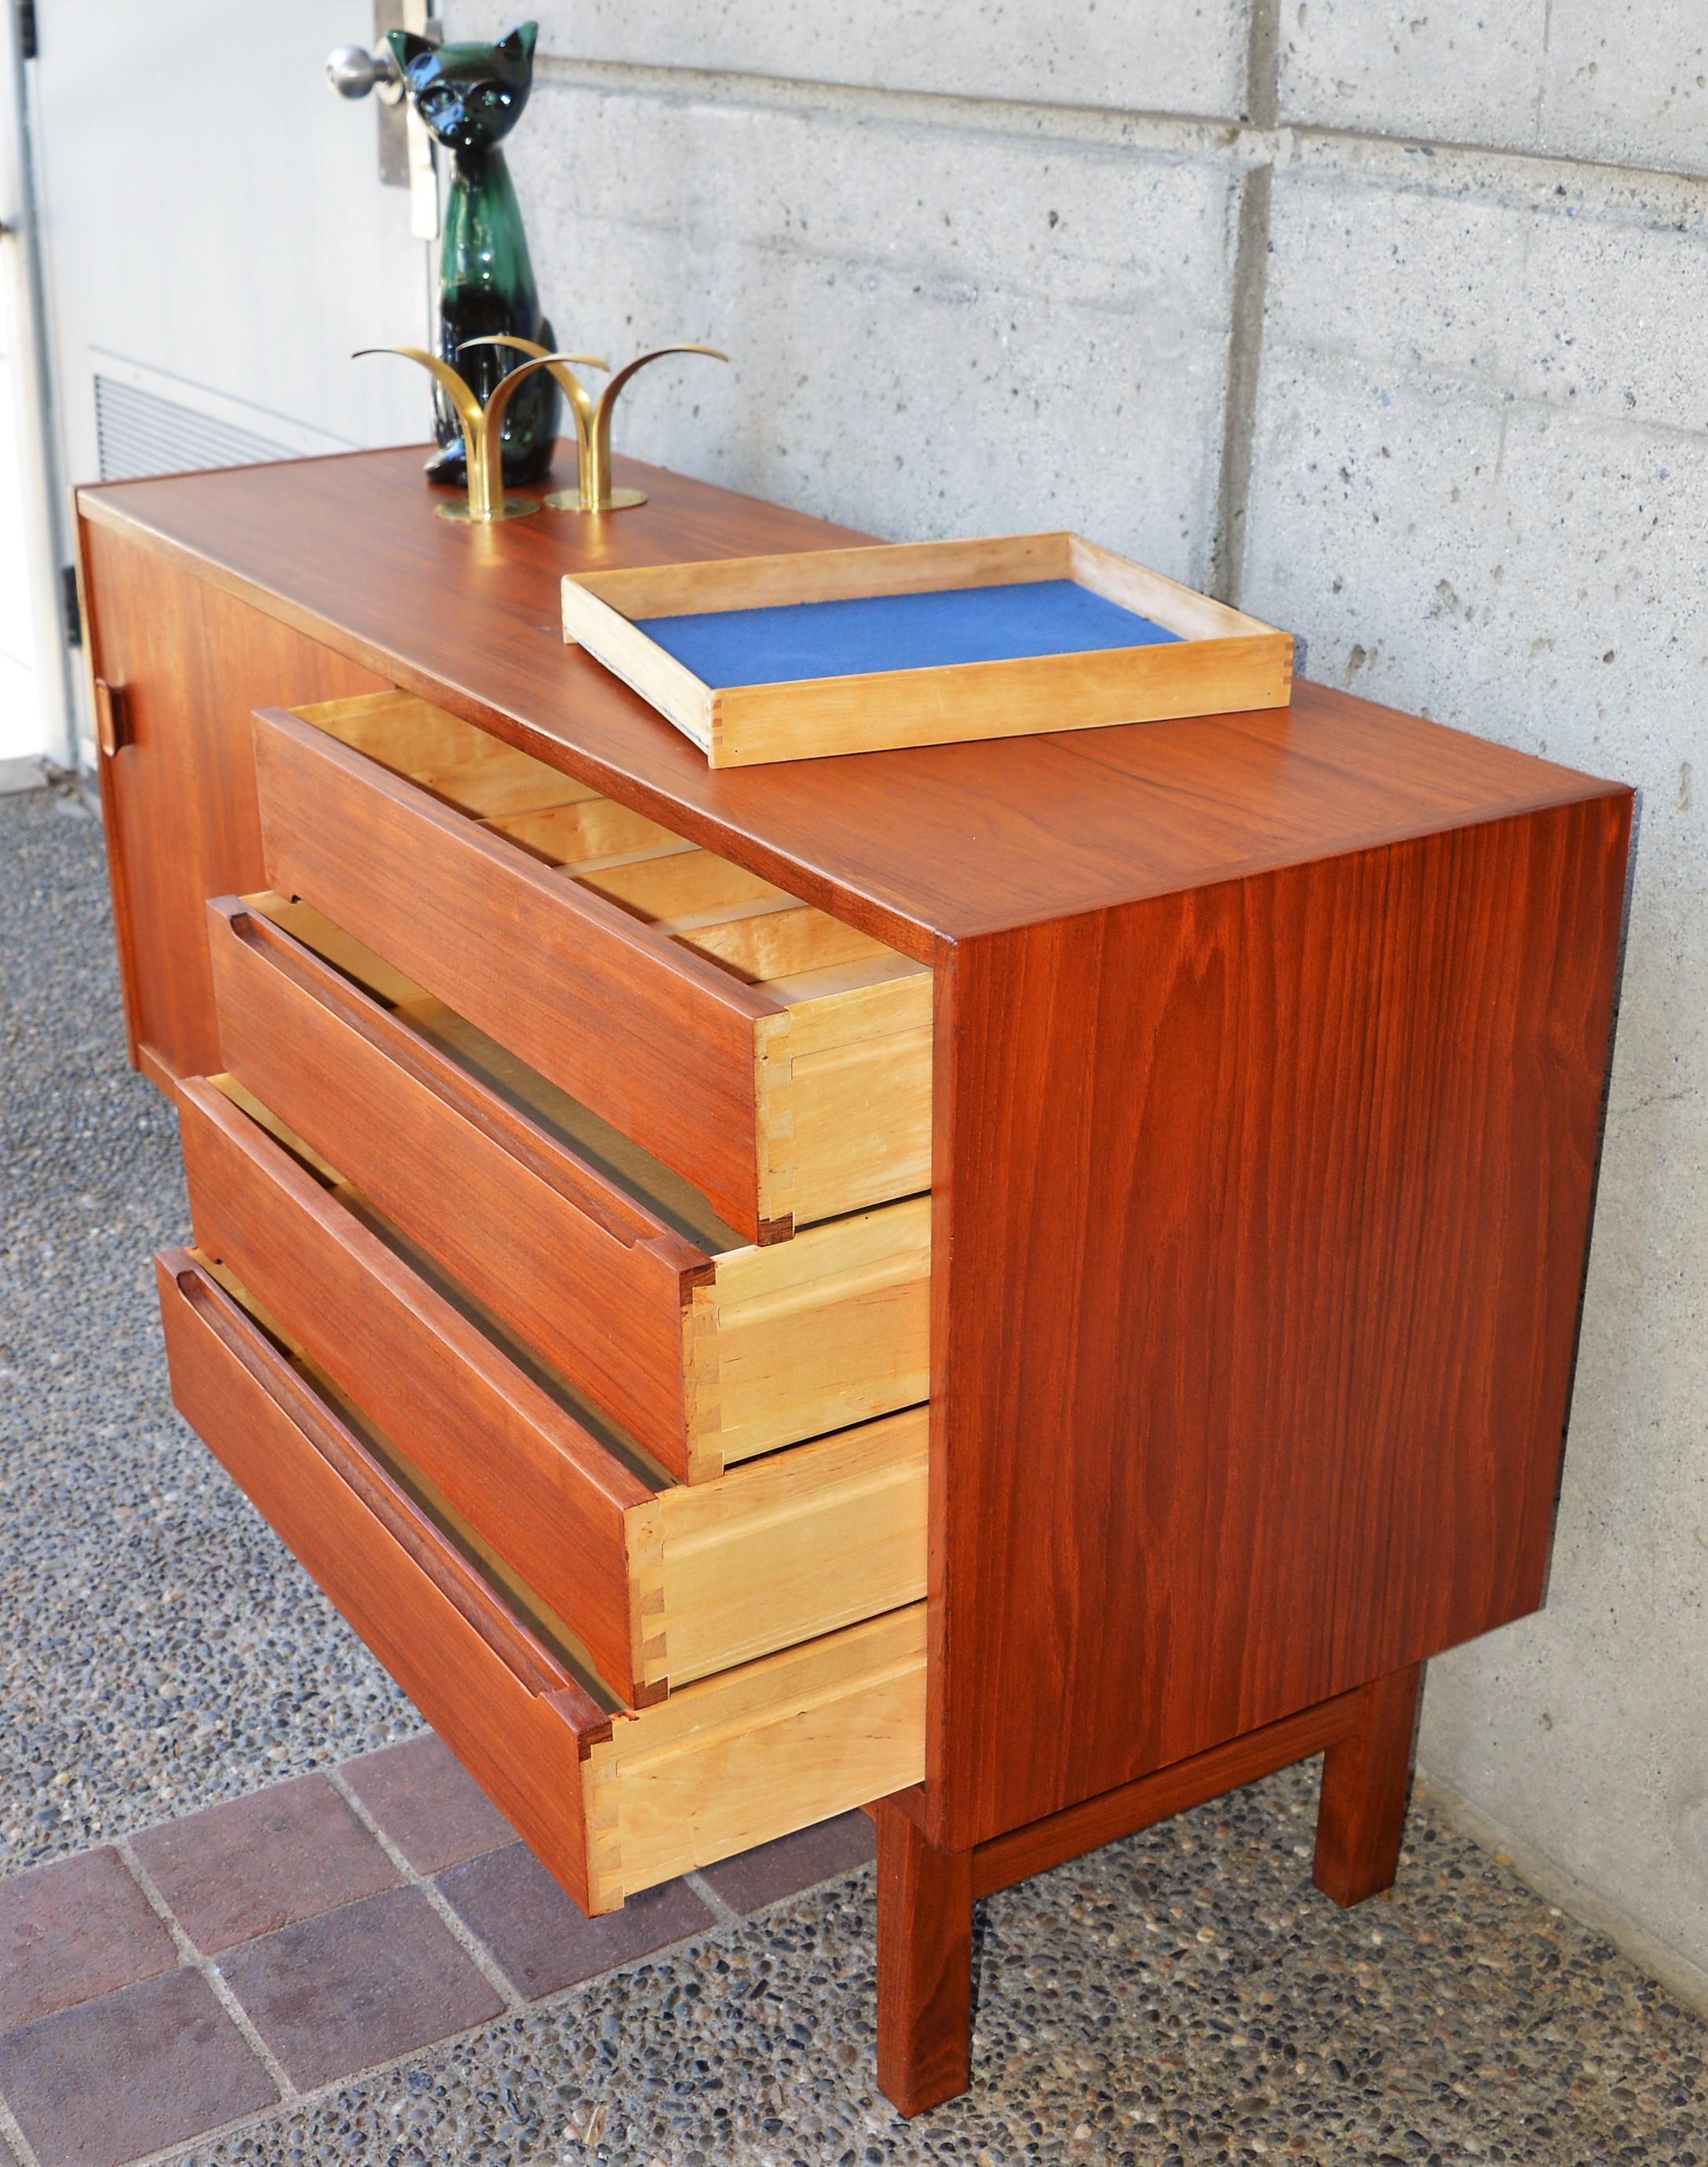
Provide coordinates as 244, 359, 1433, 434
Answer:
93, 374, 293, 482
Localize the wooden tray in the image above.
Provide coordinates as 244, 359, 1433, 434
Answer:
560, 532, 1292, 767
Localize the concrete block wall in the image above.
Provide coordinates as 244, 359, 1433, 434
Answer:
450, 3, 1708, 1973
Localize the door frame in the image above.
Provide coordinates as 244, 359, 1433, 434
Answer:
2, 0, 76, 776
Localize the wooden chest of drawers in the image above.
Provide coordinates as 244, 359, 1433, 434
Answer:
78, 445, 1631, 2113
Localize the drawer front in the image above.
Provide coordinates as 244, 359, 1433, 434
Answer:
177, 1070, 929, 1695
206, 896, 703, 1470
254, 706, 779, 1238
154, 1249, 608, 1904
253, 692, 934, 1236
156, 1252, 926, 1917
206, 895, 930, 1482
175, 1074, 655, 1704
692, 1200, 929, 1465
585, 1602, 925, 1913
646, 1408, 928, 1687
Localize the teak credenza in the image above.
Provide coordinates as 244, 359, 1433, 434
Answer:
78, 446, 1631, 2114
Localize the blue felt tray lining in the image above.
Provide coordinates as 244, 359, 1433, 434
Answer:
634, 578, 1181, 690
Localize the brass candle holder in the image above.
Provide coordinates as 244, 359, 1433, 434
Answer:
355, 342, 608, 521
469, 336, 727, 513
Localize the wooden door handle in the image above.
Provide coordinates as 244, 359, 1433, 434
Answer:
93, 678, 130, 758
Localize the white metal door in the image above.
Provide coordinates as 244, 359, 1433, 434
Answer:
0, 220, 52, 780
20, 0, 436, 763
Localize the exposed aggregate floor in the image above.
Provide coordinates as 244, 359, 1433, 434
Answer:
3, 781, 1706, 2165
2, 788, 417, 1876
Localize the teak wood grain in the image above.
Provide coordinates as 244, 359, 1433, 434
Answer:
874, 1802, 974, 2118
927, 791, 1631, 1850
964, 1682, 1368, 1898
78, 518, 387, 1084
261, 689, 934, 1234
178, 1041, 931, 1696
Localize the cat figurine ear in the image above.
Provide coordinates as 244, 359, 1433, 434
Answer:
493, 23, 539, 66
385, 27, 436, 75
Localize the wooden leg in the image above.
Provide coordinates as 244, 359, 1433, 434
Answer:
874, 1797, 974, 2115
1313, 1661, 1423, 1906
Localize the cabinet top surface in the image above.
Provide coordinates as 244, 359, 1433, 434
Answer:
80, 444, 1622, 953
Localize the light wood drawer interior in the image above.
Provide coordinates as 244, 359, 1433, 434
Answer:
177, 1073, 927, 1701
156, 1250, 925, 1913
209, 894, 930, 1481
258, 691, 932, 1237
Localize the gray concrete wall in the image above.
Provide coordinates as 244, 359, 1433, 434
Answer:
449, 4, 1708, 1971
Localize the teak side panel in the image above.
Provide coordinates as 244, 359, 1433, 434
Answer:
205, 898, 702, 1472
252, 707, 779, 1240
928, 792, 1631, 1850
78, 517, 388, 1082
154, 1252, 607, 1906
175, 1078, 653, 1705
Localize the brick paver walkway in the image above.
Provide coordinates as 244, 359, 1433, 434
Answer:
0, 1732, 872, 2165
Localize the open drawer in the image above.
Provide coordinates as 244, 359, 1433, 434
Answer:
205, 894, 929, 1482
155, 1251, 925, 1913
175, 1074, 926, 1704
252, 691, 932, 1241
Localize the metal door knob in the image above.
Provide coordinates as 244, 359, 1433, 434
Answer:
326, 43, 403, 104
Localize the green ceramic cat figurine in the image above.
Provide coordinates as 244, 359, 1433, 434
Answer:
388, 20, 560, 487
